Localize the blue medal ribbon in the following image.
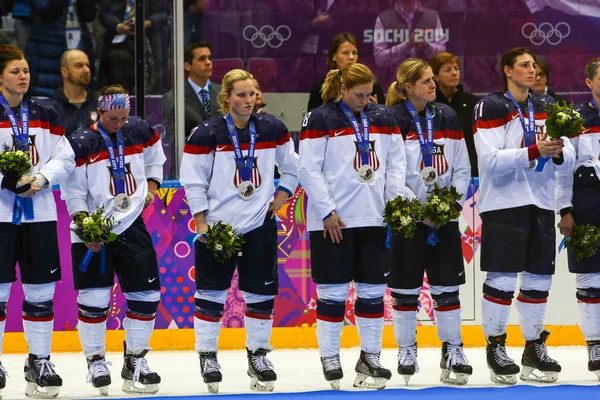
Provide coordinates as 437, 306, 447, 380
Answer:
97, 121, 126, 196
592, 99, 600, 115
505, 91, 549, 172
558, 236, 567, 253
0, 95, 33, 225
339, 101, 370, 166
225, 114, 256, 183
78, 244, 106, 273
405, 100, 434, 167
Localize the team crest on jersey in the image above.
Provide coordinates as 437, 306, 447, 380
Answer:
419, 143, 449, 176
353, 140, 380, 171
520, 127, 546, 147
233, 156, 262, 190
12, 134, 39, 166
107, 162, 137, 196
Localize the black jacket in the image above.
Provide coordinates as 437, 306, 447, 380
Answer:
307, 78, 386, 112
49, 88, 98, 137
435, 85, 479, 177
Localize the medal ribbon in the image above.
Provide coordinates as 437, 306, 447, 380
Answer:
97, 121, 126, 196
78, 244, 106, 274
225, 114, 256, 183
405, 100, 434, 167
0, 95, 34, 225
339, 101, 370, 166
592, 99, 600, 116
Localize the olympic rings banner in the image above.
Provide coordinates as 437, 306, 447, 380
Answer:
3, 181, 480, 332
204, 0, 600, 98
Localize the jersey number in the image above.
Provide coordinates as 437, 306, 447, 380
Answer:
301, 112, 312, 128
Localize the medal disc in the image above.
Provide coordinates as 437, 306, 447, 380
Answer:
528, 160, 538, 170
114, 193, 131, 213
237, 181, 256, 200
420, 166, 438, 186
357, 165, 375, 183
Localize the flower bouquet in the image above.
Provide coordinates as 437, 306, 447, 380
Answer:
71, 206, 118, 272
383, 196, 424, 238
544, 101, 584, 139
423, 184, 463, 228
565, 224, 600, 263
0, 143, 31, 181
205, 221, 245, 263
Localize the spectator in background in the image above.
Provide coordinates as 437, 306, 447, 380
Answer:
12, 0, 31, 50
533, 55, 567, 103
430, 52, 480, 177
184, 0, 203, 45
373, 0, 446, 89
307, 32, 385, 112
50, 49, 98, 137
25, 0, 97, 97
253, 78, 266, 114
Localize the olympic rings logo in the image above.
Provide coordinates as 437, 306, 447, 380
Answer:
521, 22, 570, 46
243, 25, 292, 49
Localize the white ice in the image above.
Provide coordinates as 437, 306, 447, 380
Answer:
0, 346, 597, 399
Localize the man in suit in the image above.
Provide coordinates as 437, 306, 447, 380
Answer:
163, 41, 221, 141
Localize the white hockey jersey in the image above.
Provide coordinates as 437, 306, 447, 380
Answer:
473, 91, 575, 214
391, 101, 471, 206
61, 116, 166, 241
180, 113, 299, 235
299, 102, 408, 232
0, 97, 75, 222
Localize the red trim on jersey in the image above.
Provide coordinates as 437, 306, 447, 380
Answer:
276, 132, 292, 145
354, 311, 385, 319
86, 144, 144, 164
371, 125, 397, 135
0, 120, 64, 136
214, 141, 277, 152
301, 129, 329, 140
434, 304, 461, 312
244, 311, 273, 320
316, 314, 345, 323
78, 315, 108, 324
75, 157, 87, 167
405, 129, 463, 141
125, 311, 155, 321
184, 143, 213, 155
392, 305, 418, 312
23, 314, 54, 322
194, 311, 221, 322
144, 131, 161, 147
474, 117, 506, 132
527, 144, 541, 161
582, 126, 600, 135
483, 294, 512, 306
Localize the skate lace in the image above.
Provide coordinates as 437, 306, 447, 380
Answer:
398, 346, 420, 372
251, 354, 274, 373
86, 359, 112, 383
365, 352, 384, 369
202, 355, 221, 374
589, 344, 600, 362
446, 345, 469, 369
132, 357, 153, 382
534, 343, 557, 364
493, 345, 515, 367
35, 359, 58, 378
322, 355, 341, 372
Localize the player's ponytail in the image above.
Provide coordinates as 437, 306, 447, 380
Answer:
386, 81, 403, 107
386, 58, 430, 107
321, 63, 375, 104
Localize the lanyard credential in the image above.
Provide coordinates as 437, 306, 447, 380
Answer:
405, 100, 434, 167
339, 101, 370, 166
225, 114, 256, 182
97, 121, 126, 196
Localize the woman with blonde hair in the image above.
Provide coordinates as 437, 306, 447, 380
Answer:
387, 58, 472, 385
180, 69, 298, 393
299, 62, 408, 390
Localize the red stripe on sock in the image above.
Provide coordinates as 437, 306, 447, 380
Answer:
354, 311, 384, 319
194, 311, 220, 322
316, 314, 344, 323
392, 305, 418, 312
125, 312, 155, 321
23, 315, 54, 322
0, 316, 5, 322
245, 311, 273, 320
484, 294, 512, 306
434, 304, 461, 312
578, 298, 600, 304
517, 294, 547, 304
78, 315, 108, 324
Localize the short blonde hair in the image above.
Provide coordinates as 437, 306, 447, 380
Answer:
218, 69, 255, 115
321, 63, 375, 103
386, 58, 430, 107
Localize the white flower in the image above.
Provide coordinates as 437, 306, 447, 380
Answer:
15, 150, 26, 157
438, 203, 450, 212
82, 217, 94, 226
215, 243, 223, 251
400, 216, 412, 226
573, 110, 581, 119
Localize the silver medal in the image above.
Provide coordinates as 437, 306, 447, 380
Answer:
114, 193, 131, 213
357, 164, 375, 184
420, 166, 438, 186
528, 160, 538, 170
237, 181, 256, 200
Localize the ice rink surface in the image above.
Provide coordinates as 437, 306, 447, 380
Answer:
0, 346, 598, 399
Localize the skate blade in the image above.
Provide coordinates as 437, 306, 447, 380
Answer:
489, 370, 517, 385
25, 383, 60, 399
249, 377, 275, 392
400, 374, 413, 386
122, 380, 159, 395
207, 382, 219, 393
328, 379, 340, 390
97, 386, 109, 396
440, 369, 470, 385
352, 373, 388, 390
594, 370, 600, 381
519, 366, 558, 383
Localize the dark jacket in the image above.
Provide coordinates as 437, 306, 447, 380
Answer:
25, 0, 97, 97
307, 78, 386, 112
49, 88, 98, 137
435, 84, 479, 177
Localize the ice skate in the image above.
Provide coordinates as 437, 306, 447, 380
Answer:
0, 361, 7, 399
440, 342, 472, 385
588, 341, 600, 380
121, 345, 160, 394
520, 329, 561, 383
353, 351, 391, 390
320, 354, 343, 390
24, 354, 62, 399
247, 348, 276, 392
486, 333, 520, 385
397, 344, 419, 385
199, 351, 222, 393
86, 354, 111, 396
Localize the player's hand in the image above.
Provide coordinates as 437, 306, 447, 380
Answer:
369, 94, 378, 103
536, 134, 563, 158
85, 242, 103, 253
144, 191, 156, 209
558, 213, 575, 237
196, 222, 209, 243
323, 212, 346, 244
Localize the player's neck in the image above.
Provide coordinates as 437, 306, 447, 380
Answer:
63, 81, 88, 104
506, 83, 529, 103
0, 90, 23, 107
230, 112, 251, 128
407, 94, 427, 113
592, 92, 600, 107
